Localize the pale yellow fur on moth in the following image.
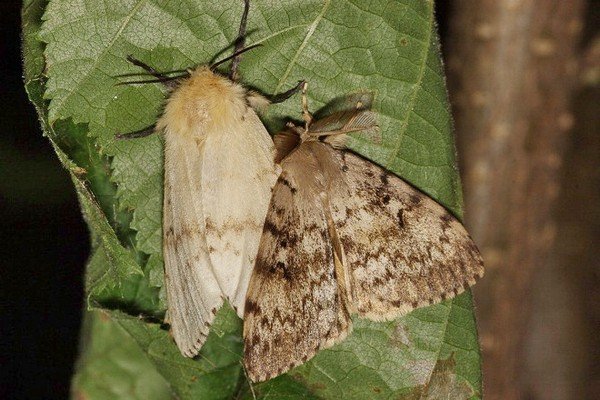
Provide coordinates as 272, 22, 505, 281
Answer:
116, 0, 303, 358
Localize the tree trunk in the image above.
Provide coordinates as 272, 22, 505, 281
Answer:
445, 0, 586, 398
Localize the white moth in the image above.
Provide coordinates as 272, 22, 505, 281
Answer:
117, 0, 302, 357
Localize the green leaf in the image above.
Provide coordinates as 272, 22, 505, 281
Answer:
24, 0, 481, 398
72, 310, 172, 400
114, 306, 245, 400
285, 290, 481, 399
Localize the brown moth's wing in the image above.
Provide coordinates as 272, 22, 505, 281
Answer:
311, 109, 378, 136
243, 145, 351, 382
312, 110, 380, 147
273, 127, 300, 164
321, 145, 484, 321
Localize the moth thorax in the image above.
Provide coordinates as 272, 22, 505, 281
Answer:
159, 67, 249, 136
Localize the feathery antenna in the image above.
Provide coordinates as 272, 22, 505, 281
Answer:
229, 0, 251, 81
210, 43, 261, 72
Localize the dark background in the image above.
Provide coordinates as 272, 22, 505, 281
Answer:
2, 2, 88, 399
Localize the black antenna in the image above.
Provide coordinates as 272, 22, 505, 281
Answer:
116, 71, 187, 78
268, 80, 306, 104
209, 43, 261, 72
127, 55, 167, 80
119, 55, 189, 87
230, 0, 250, 81
116, 74, 187, 86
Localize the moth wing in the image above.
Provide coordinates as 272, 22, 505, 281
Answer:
273, 127, 300, 163
309, 91, 380, 146
163, 131, 224, 357
201, 108, 278, 317
311, 109, 379, 136
243, 145, 351, 382
324, 147, 484, 320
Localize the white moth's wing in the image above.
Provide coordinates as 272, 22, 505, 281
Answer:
201, 109, 278, 317
322, 146, 484, 320
163, 130, 223, 357
243, 145, 351, 383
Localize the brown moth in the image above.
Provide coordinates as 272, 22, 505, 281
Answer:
243, 84, 484, 382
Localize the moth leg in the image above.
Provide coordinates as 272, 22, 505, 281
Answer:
115, 124, 155, 140
229, 0, 251, 81
301, 81, 313, 129
245, 80, 305, 112
267, 80, 305, 104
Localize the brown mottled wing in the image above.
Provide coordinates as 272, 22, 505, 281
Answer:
243, 145, 351, 382
321, 145, 484, 321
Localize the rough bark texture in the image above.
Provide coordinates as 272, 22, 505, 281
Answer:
445, 0, 587, 398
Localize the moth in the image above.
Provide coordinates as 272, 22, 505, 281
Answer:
116, 0, 302, 357
243, 84, 484, 382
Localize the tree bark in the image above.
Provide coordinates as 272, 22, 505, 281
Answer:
445, 0, 586, 398
524, 81, 599, 398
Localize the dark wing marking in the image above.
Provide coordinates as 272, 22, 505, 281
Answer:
243, 144, 351, 382
322, 146, 484, 320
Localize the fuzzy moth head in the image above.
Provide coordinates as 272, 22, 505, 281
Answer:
155, 67, 250, 137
